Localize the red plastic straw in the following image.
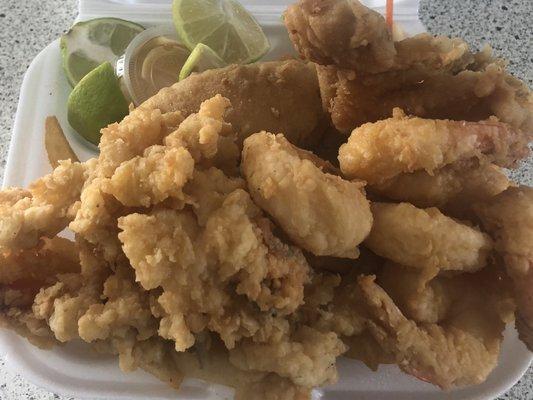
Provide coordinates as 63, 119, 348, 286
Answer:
386, 0, 394, 29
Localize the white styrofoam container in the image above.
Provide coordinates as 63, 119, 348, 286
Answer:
1, 1, 531, 399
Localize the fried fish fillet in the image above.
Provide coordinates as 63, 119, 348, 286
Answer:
140, 60, 328, 148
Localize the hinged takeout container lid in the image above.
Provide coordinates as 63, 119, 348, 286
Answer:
78, 0, 424, 31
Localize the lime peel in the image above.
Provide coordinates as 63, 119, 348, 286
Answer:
179, 43, 227, 81
67, 62, 129, 145
172, 0, 270, 64
61, 18, 144, 87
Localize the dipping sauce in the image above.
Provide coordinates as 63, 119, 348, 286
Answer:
120, 25, 191, 105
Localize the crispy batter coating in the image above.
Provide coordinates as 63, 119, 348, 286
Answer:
242, 132, 372, 257
0, 161, 87, 249
378, 263, 452, 324
474, 186, 533, 350
365, 202, 492, 273
371, 161, 510, 209
297, 268, 394, 370
339, 109, 529, 184
69, 178, 127, 263
378, 261, 515, 327
319, 61, 533, 134
285, 0, 474, 74
0, 237, 81, 348
72, 96, 240, 264
357, 275, 505, 388
285, 0, 395, 73
140, 60, 328, 148
163, 95, 239, 175
0, 45, 528, 396
118, 189, 311, 350
0, 237, 79, 286
103, 146, 194, 207
184, 168, 245, 226
102, 95, 239, 208
229, 325, 346, 387
98, 108, 183, 177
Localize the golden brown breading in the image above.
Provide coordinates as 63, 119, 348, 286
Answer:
0, 70, 527, 396
0, 161, 87, 249
69, 178, 126, 263
364, 202, 492, 273
32, 272, 102, 342
296, 269, 393, 370
284, 0, 395, 73
184, 168, 246, 226
235, 373, 311, 400
139, 60, 328, 148
370, 161, 510, 209
285, 0, 475, 75
376, 260, 512, 328
229, 325, 346, 387
357, 275, 505, 388
102, 146, 194, 207
319, 61, 533, 134
106, 94, 240, 212
98, 108, 183, 177
377, 263, 453, 324
78, 265, 158, 344
163, 94, 239, 175
338, 109, 529, 184
118, 188, 311, 351
0, 237, 79, 286
0, 237, 81, 348
474, 186, 533, 350
242, 132, 372, 258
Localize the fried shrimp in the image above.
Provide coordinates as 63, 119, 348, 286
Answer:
357, 275, 505, 388
370, 161, 510, 209
338, 109, 530, 184
377, 263, 453, 324
242, 132, 372, 258
474, 186, 533, 350
364, 202, 492, 273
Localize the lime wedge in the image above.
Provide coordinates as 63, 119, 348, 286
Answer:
179, 43, 226, 81
61, 18, 144, 87
172, 0, 270, 64
67, 62, 129, 145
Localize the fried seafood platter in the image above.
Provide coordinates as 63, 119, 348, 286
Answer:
1, 0, 532, 398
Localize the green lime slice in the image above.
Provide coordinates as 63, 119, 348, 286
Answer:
172, 0, 270, 64
67, 62, 129, 145
61, 18, 144, 87
179, 43, 227, 81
